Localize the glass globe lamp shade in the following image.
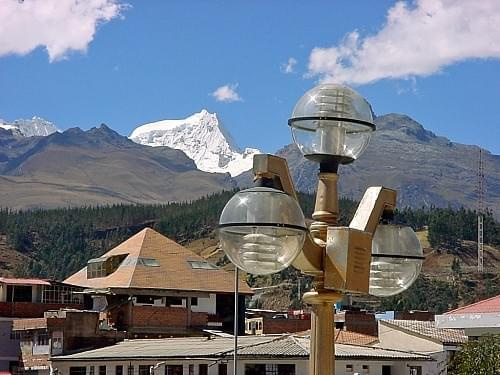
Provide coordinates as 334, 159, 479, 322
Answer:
369, 224, 424, 297
219, 187, 307, 275
288, 84, 375, 164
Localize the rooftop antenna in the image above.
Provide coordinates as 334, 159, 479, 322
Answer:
477, 148, 485, 273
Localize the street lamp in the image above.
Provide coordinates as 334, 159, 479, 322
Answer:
218, 84, 423, 375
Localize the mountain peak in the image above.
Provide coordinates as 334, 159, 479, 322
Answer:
129, 110, 260, 176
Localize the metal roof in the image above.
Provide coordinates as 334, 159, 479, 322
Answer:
445, 294, 500, 314
381, 320, 467, 344
51, 335, 432, 362
0, 277, 50, 286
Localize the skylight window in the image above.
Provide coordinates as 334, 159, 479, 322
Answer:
187, 260, 218, 270
137, 258, 160, 267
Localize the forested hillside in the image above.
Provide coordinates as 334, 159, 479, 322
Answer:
0, 191, 499, 313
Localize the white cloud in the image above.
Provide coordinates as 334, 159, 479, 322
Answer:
0, 0, 126, 62
307, 0, 500, 85
211, 83, 242, 103
281, 57, 297, 74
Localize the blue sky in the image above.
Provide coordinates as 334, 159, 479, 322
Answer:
1, 0, 500, 154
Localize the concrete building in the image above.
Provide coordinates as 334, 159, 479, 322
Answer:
64, 228, 252, 336
375, 320, 467, 374
0, 278, 83, 373
435, 294, 500, 338
49, 335, 436, 375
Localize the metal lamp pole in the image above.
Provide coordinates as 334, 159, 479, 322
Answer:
219, 84, 424, 375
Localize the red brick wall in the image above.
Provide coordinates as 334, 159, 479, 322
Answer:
129, 306, 207, 328
344, 311, 377, 336
0, 302, 82, 318
263, 318, 311, 334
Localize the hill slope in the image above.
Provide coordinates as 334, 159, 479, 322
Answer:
0, 125, 235, 209
236, 114, 500, 215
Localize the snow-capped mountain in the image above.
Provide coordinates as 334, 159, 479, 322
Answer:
129, 110, 260, 176
0, 116, 58, 137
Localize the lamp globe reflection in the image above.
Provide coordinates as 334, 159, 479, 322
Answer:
219, 187, 307, 275
288, 84, 375, 165
369, 224, 424, 297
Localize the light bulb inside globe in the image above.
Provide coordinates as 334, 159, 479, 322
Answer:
369, 224, 424, 297
219, 187, 306, 275
289, 84, 375, 165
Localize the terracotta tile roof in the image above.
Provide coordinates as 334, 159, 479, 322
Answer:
382, 320, 467, 344
296, 329, 378, 346
0, 277, 50, 286
335, 329, 378, 346
445, 294, 500, 314
64, 228, 252, 295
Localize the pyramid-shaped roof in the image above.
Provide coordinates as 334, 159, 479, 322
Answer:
64, 228, 252, 295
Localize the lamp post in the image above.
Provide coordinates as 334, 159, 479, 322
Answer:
219, 84, 424, 375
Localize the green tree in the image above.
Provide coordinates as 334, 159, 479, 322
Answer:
448, 335, 500, 375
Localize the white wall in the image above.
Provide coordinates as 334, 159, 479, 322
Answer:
191, 294, 216, 315
50, 357, 440, 375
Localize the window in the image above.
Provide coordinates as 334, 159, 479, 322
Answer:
10, 331, 21, 340
187, 260, 218, 270
99, 366, 106, 375
218, 364, 227, 375
199, 364, 208, 375
7, 285, 32, 302
70, 367, 87, 375
87, 254, 127, 278
409, 367, 422, 375
135, 295, 155, 304
165, 366, 183, 375
89, 367, 95, 375
116, 366, 123, 375
188, 365, 194, 375
382, 365, 391, 375
362, 364, 369, 373
244, 364, 295, 375
165, 297, 183, 306
138, 365, 150, 375
36, 333, 49, 346
191, 297, 198, 306
137, 258, 160, 267
346, 364, 353, 373
127, 365, 134, 375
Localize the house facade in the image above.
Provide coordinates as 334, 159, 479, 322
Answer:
435, 294, 500, 338
49, 335, 436, 375
376, 320, 467, 374
0, 278, 83, 373
63, 228, 252, 336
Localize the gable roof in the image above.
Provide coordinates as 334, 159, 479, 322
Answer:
64, 228, 252, 295
51, 335, 433, 361
381, 320, 467, 344
445, 294, 500, 314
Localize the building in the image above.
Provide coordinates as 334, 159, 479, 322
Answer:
13, 309, 125, 375
49, 335, 436, 375
375, 320, 467, 374
245, 309, 310, 335
435, 294, 500, 338
64, 228, 252, 336
0, 278, 83, 373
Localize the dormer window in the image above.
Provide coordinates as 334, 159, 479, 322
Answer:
87, 254, 127, 279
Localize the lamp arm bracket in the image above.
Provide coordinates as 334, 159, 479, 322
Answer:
252, 154, 323, 274
252, 154, 298, 201
349, 186, 397, 234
